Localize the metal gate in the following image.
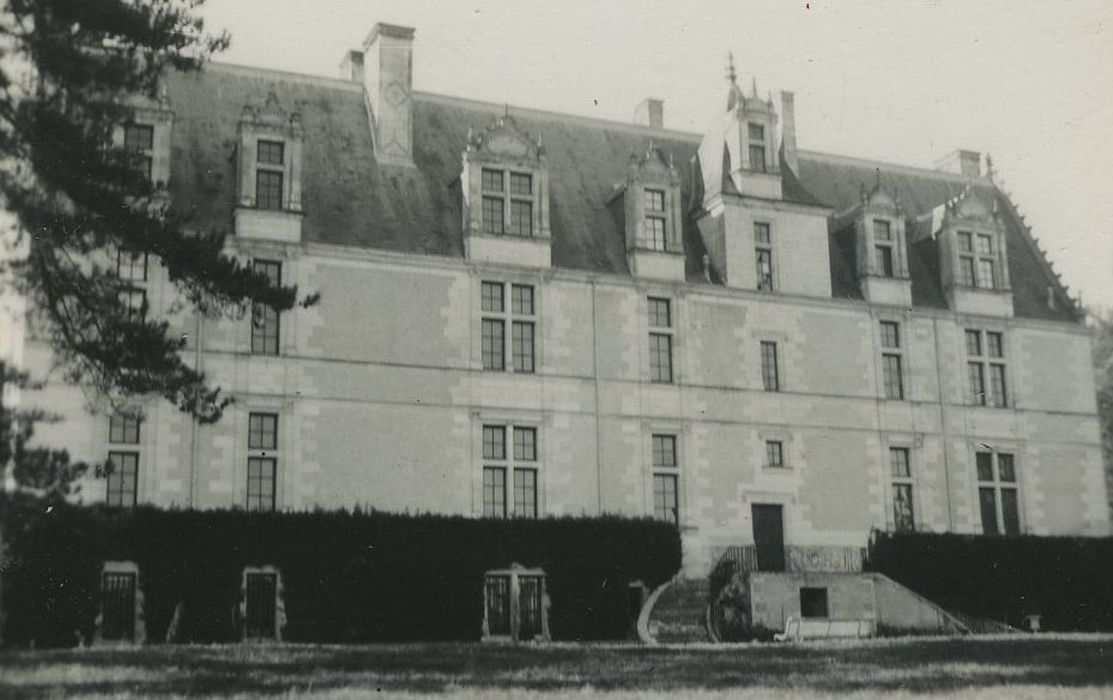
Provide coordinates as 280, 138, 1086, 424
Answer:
485, 575, 511, 636
518, 575, 543, 640
244, 573, 277, 639
101, 572, 136, 641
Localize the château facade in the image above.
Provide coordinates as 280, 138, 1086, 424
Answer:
9, 22, 1109, 577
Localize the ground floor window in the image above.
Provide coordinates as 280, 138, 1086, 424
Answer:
800, 587, 829, 619
976, 451, 1020, 535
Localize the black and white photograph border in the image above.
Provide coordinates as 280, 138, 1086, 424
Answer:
0, 1, 1111, 697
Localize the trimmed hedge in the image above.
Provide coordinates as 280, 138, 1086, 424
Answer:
866, 531, 1113, 631
0, 497, 680, 647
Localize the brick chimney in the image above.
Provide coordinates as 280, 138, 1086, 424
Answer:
633, 98, 664, 129
934, 149, 981, 178
360, 23, 415, 165
780, 91, 798, 174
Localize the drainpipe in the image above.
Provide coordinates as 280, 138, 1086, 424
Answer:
591, 279, 603, 513
187, 312, 203, 509
932, 317, 955, 530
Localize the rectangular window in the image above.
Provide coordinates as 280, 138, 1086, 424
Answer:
648, 297, 673, 384
874, 220, 892, 241
883, 354, 904, 399
748, 123, 766, 173
977, 259, 996, 290
766, 440, 784, 468
124, 123, 154, 180
876, 245, 894, 277
509, 172, 532, 196
100, 571, 137, 641
874, 220, 895, 277
482, 281, 535, 373
251, 260, 281, 355
508, 200, 533, 237
880, 321, 900, 349
105, 451, 138, 507
244, 572, 278, 639
800, 587, 829, 618
890, 447, 914, 532
482, 168, 504, 192
256, 169, 283, 210
247, 412, 278, 512
117, 250, 148, 282
652, 434, 677, 469
644, 189, 665, 212
976, 451, 1019, 535
653, 473, 678, 526
966, 329, 1006, 407
960, 257, 977, 287
646, 216, 667, 251
957, 230, 998, 289
109, 413, 141, 444
482, 196, 504, 234
754, 222, 774, 291
257, 139, 284, 166
119, 289, 146, 320
760, 341, 780, 392
483, 423, 539, 519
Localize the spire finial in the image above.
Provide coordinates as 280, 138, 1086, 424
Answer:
985, 153, 996, 182
727, 52, 737, 85
751, 76, 758, 98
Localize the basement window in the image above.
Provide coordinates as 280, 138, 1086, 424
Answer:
800, 587, 829, 619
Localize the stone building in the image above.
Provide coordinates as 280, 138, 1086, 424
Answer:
9, 22, 1109, 586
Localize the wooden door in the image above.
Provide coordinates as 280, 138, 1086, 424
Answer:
752, 504, 785, 572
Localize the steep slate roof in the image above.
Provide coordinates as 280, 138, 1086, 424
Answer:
164, 63, 1077, 323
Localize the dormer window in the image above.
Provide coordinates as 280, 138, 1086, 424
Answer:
644, 188, 667, 251
874, 220, 895, 278
256, 139, 285, 211
480, 168, 534, 237
957, 230, 998, 289
748, 123, 767, 173
124, 123, 154, 181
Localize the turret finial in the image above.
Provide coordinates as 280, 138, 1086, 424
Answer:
751, 76, 758, 98
727, 52, 737, 85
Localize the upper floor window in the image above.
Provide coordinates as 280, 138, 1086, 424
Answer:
890, 447, 914, 532
124, 123, 154, 181
256, 139, 285, 210
874, 220, 895, 278
251, 260, 282, 355
482, 424, 539, 519
748, 123, 767, 173
247, 412, 278, 512
117, 249, 148, 283
760, 341, 780, 392
644, 188, 667, 251
976, 451, 1019, 535
481, 281, 536, 373
106, 413, 140, 508
651, 433, 679, 526
648, 297, 673, 383
754, 222, 774, 291
965, 329, 1007, 407
880, 320, 904, 400
766, 440, 785, 468
119, 288, 146, 321
957, 231, 998, 290
482, 168, 534, 237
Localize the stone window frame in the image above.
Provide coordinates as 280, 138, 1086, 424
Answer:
480, 166, 536, 237
480, 421, 542, 519
964, 327, 1009, 408
240, 565, 285, 642
643, 187, 668, 251
96, 560, 145, 645
757, 428, 795, 471
236, 93, 304, 214
953, 227, 1006, 291
106, 411, 142, 508
250, 259, 282, 356
246, 411, 279, 512
754, 221, 775, 292
765, 439, 785, 468
747, 122, 768, 173
760, 340, 780, 392
647, 295, 675, 384
971, 444, 1023, 536
479, 278, 539, 374
873, 219, 896, 278
650, 433, 679, 525
878, 319, 905, 401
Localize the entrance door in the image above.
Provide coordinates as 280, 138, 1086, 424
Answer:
244, 572, 277, 639
101, 572, 136, 641
752, 504, 785, 572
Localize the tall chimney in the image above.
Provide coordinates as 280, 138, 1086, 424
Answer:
633, 98, 664, 129
362, 23, 415, 165
934, 149, 981, 178
780, 91, 798, 174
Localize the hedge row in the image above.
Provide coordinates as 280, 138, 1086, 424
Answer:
865, 531, 1113, 631
0, 497, 681, 647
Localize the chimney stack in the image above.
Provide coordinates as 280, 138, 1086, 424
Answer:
934, 149, 981, 178
360, 23, 415, 165
633, 98, 664, 129
780, 91, 798, 174
340, 49, 364, 83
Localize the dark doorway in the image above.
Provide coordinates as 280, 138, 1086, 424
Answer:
800, 587, 829, 618
518, 575, 543, 640
100, 572, 136, 641
244, 572, 277, 639
485, 575, 511, 636
752, 503, 785, 572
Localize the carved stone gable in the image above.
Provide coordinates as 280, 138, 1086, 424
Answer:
467, 116, 543, 163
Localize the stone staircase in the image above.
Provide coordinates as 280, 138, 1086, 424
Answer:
640, 577, 712, 644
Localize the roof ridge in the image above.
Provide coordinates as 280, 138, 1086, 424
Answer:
412, 90, 704, 141
204, 61, 363, 91
798, 149, 991, 185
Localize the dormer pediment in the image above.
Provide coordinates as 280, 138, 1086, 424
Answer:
467, 115, 543, 164
234, 91, 305, 242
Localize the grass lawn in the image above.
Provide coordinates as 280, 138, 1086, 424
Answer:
1, 634, 1111, 699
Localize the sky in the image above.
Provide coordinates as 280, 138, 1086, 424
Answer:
199, 0, 1112, 310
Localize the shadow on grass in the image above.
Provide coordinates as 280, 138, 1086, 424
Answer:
0, 636, 1111, 697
